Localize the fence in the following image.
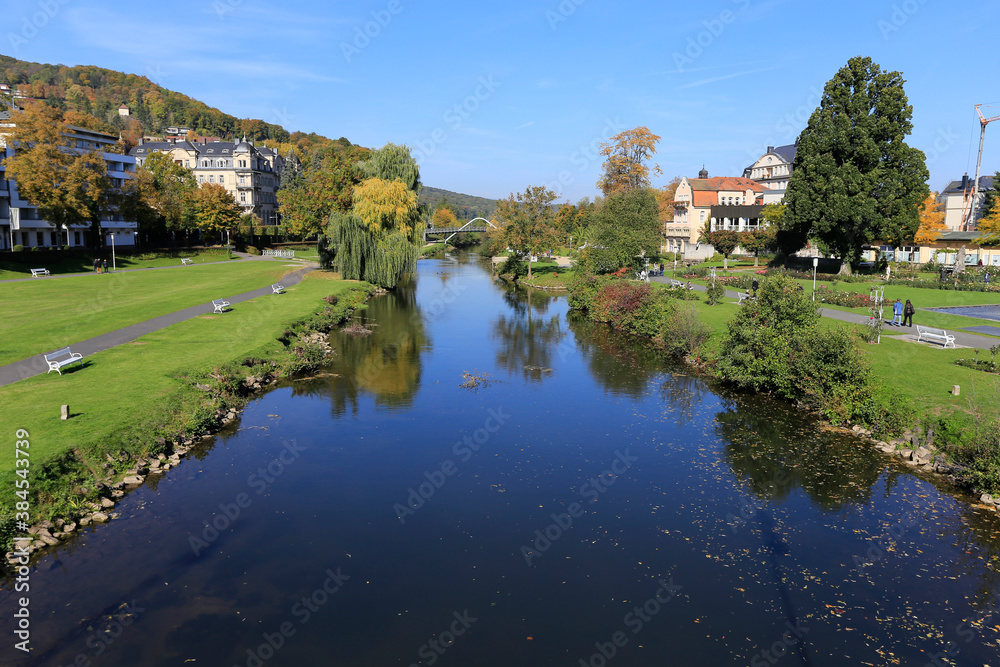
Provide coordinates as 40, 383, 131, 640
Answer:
262, 249, 295, 258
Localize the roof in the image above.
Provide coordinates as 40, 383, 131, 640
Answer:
772, 143, 797, 164
942, 176, 994, 194
688, 176, 766, 192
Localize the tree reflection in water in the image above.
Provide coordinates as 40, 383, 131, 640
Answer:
492, 287, 565, 382
715, 394, 884, 511
292, 279, 426, 415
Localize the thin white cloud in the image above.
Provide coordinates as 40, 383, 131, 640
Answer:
514, 121, 534, 130
676, 67, 776, 90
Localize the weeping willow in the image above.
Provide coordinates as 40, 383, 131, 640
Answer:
329, 212, 422, 288
326, 143, 424, 288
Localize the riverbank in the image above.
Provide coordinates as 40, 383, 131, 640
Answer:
0, 272, 375, 559
566, 272, 1000, 497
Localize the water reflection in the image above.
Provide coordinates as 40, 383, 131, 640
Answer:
492, 287, 566, 382
292, 280, 426, 414
566, 311, 668, 398
715, 395, 883, 511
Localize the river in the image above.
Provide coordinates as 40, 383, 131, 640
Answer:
2, 253, 999, 666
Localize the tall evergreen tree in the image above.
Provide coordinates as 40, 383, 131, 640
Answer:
782, 56, 929, 274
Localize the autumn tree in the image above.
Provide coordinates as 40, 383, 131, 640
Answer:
327, 143, 424, 288
191, 183, 242, 240
430, 206, 459, 229
655, 176, 682, 222
2, 103, 116, 247
597, 126, 662, 197
914, 192, 947, 244
279, 143, 367, 239
134, 151, 197, 232
490, 185, 558, 280
782, 56, 929, 274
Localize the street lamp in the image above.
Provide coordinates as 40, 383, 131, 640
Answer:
812, 256, 818, 301
111, 232, 116, 272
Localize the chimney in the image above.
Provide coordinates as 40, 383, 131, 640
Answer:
961, 173, 969, 189
766, 146, 774, 153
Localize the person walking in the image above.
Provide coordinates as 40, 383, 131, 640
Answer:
891, 298, 903, 326
102, 258, 108, 274
752, 277, 759, 296
903, 299, 914, 327
93, 257, 100, 273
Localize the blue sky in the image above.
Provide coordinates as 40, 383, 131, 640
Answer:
3, 0, 996, 203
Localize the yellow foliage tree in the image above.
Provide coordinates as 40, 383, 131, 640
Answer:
914, 192, 947, 244
352, 178, 419, 235
596, 126, 662, 197
655, 176, 682, 222
430, 206, 458, 229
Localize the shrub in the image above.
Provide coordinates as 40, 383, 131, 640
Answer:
815, 287, 872, 308
31, 245, 40, 251
567, 273, 614, 311
659, 302, 711, 357
705, 281, 726, 305
246, 245, 259, 256
12, 245, 23, 252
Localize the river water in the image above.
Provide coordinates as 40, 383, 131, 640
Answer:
3, 254, 1000, 666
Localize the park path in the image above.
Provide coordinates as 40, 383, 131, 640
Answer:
0, 261, 316, 387
650, 275, 998, 351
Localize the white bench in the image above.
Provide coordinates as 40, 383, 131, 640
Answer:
670, 279, 683, 287
271, 284, 284, 294
181, 258, 193, 265
916, 325, 956, 348
212, 299, 231, 314
737, 292, 754, 304
31, 268, 50, 277
44, 347, 83, 375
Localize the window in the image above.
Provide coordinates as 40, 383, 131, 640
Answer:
209, 175, 215, 183
240, 193, 246, 203
198, 175, 204, 183
74, 231, 81, 246
184, 160, 190, 168
36, 231, 44, 246
239, 176, 245, 185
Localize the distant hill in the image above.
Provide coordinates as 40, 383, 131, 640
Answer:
0, 54, 353, 159
419, 186, 497, 221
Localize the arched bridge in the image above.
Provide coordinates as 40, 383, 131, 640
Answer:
424, 217, 497, 243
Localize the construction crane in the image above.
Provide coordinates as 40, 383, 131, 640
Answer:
966, 103, 1000, 230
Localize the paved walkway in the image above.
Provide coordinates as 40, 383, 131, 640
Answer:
0, 263, 316, 387
650, 275, 998, 350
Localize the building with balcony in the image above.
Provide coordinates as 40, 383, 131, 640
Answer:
743, 143, 797, 195
130, 136, 284, 225
1, 117, 137, 250
668, 168, 766, 259
939, 174, 994, 231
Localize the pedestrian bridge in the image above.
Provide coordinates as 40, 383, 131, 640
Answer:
424, 217, 496, 243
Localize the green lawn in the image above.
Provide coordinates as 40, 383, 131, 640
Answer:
0, 248, 238, 281
0, 261, 290, 366
0, 272, 367, 498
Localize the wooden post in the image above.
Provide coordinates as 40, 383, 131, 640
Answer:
61, 405, 70, 420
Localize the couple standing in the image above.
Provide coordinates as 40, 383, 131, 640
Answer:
891, 298, 914, 327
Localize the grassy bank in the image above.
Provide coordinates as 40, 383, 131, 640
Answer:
0, 261, 291, 366
0, 247, 240, 280
0, 271, 373, 535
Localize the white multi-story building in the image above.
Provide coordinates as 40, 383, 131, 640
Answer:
0, 116, 137, 250
743, 143, 797, 195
